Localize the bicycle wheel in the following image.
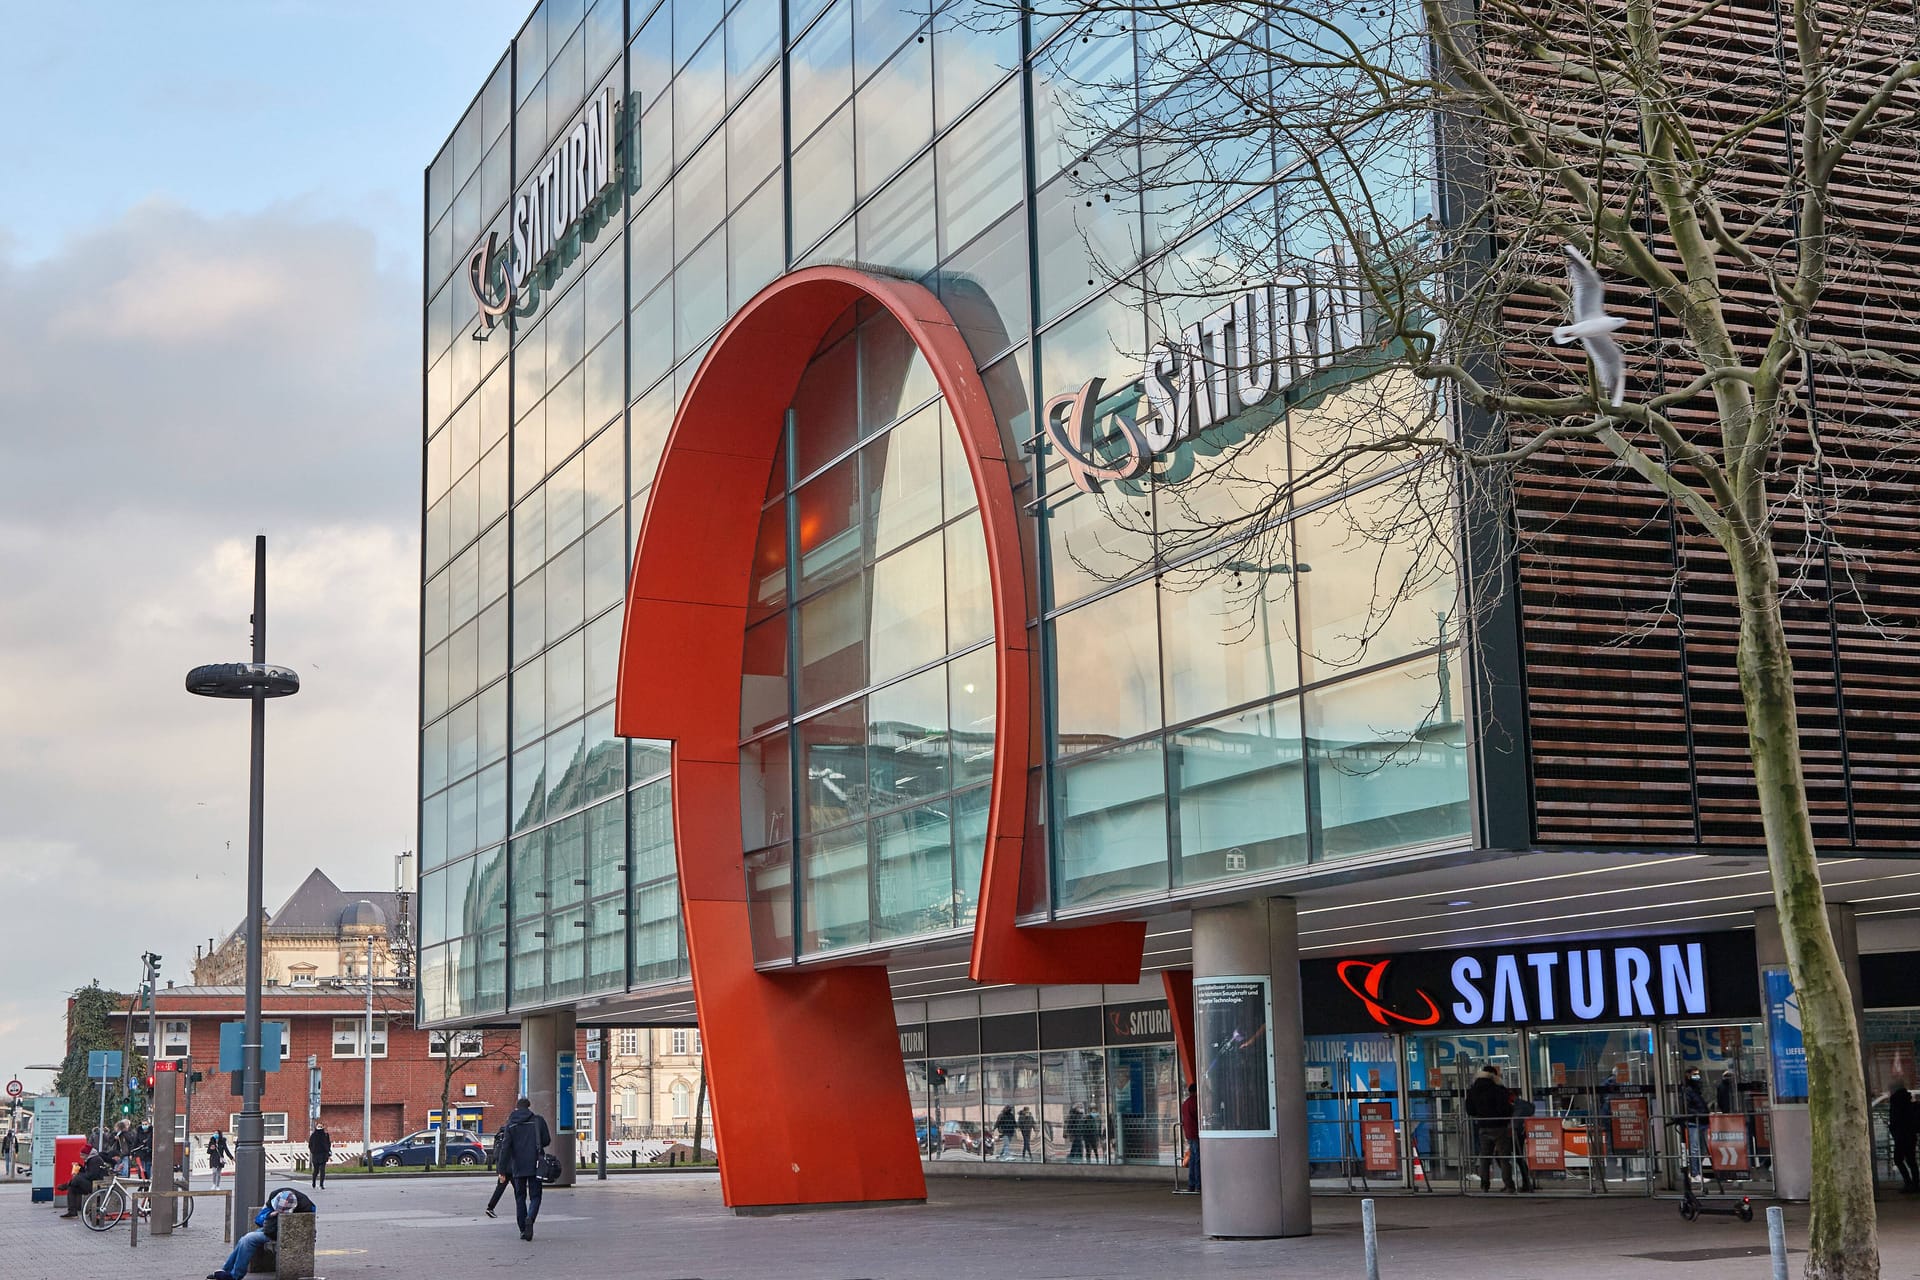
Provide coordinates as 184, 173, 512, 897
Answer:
82, 1185, 126, 1232
177, 1186, 194, 1227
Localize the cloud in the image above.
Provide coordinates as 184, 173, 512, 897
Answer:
0, 203, 421, 1082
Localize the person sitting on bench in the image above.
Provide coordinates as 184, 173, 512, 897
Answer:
207, 1187, 315, 1279
61, 1145, 112, 1219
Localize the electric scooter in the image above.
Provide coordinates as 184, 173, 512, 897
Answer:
1679, 1165, 1755, 1222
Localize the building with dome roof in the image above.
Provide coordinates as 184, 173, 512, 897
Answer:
193, 869, 407, 987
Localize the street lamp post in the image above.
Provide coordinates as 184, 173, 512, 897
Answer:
185, 535, 299, 1239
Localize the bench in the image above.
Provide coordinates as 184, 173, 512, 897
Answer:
142, 1187, 235, 1240
243, 1208, 317, 1279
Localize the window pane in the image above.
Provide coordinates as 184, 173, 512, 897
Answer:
790, 0, 853, 143
945, 512, 993, 651
741, 612, 791, 736
1055, 739, 1169, 907
1159, 558, 1296, 726
674, 234, 728, 354
936, 78, 1021, 256
792, 104, 855, 251
729, 176, 785, 310
1304, 653, 1469, 859
1051, 580, 1160, 752
947, 647, 996, 790
933, 0, 1018, 128
675, 135, 726, 261
1173, 700, 1307, 884
798, 699, 867, 832
728, 74, 783, 202
741, 730, 793, 849
674, 29, 726, 160
801, 823, 870, 952
727, 0, 780, 101
857, 152, 936, 279
1294, 484, 1456, 682
874, 802, 954, 939
951, 782, 990, 925
747, 840, 794, 964
867, 666, 948, 812
856, 38, 932, 196
869, 535, 946, 684
940, 209, 1028, 364
864, 404, 942, 556
795, 454, 863, 593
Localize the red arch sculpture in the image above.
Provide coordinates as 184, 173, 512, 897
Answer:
616, 266, 1143, 1209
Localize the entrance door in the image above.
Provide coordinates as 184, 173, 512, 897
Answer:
1530, 1025, 1655, 1192
1402, 1030, 1519, 1189
1662, 1022, 1770, 1192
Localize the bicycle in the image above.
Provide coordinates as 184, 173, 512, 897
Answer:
82, 1170, 193, 1232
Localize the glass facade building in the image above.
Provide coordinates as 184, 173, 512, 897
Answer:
419, 0, 1469, 1021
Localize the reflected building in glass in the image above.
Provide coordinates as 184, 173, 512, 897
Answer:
417, 0, 1920, 1206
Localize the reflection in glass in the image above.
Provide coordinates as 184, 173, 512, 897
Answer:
873, 803, 955, 939
798, 699, 867, 831
1051, 580, 1161, 752
1305, 653, 1469, 859
1173, 700, 1307, 884
868, 666, 948, 811
801, 824, 870, 951
1055, 739, 1170, 907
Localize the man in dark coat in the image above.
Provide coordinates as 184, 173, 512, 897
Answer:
1888, 1078, 1918, 1193
1463, 1064, 1517, 1192
62, 1145, 112, 1218
496, 1096, 552, 1241
307, 1123, 332, 1189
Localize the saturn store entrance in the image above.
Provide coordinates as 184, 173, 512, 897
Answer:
1300, 933, 1772, 1195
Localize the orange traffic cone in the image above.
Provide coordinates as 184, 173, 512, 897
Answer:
1410, 1140, 1431, 1191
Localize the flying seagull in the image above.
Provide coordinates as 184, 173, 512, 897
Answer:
1552, 245, 1627, 407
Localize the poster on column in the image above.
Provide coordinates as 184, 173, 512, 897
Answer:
557, 1050, 577, 1133
1764, 968, 1809, 1102
1195, 976, 1278, 1137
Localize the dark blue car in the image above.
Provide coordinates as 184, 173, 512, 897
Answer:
369, 1129, 488, 1167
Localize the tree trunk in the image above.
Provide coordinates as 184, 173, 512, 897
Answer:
691, 1066, 708, 1164
1731, 533, 1879, 1280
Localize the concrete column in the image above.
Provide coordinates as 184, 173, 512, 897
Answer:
1191, 897, 1311, 1238
1753, 904, 1864, 1201
522, 1010, 579, 1186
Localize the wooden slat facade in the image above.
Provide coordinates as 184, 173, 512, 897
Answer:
1486, 0, 1920, 850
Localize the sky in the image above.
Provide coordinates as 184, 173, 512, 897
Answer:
0, 1, 531, 1087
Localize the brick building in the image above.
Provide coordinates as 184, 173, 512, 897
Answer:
110, 985, 544, 1156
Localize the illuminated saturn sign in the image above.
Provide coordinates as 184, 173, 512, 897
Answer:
1042, 258, 1373, 494
469, 86, 623, 333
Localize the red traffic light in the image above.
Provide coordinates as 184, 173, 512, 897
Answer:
144, 1075, 155, 1091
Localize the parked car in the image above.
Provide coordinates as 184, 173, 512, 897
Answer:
368, 1129, 488, 1167
913, 1117, 990, 1156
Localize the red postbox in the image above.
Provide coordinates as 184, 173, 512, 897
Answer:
54, 1136, 90, 1202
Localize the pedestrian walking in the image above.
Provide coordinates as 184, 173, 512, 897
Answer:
307, 1122, 332, 1189
1180, 1083, 1201, 1193
1887, 1078, 1919, 1193
1680, 1069, 1711, 1177
206, 1131, 232, 1189
1016, 1106, 1036, 1160
994, 1105, 1017, 1161
1464, 1064, 1518, 1192
496, 1096, 553, 1241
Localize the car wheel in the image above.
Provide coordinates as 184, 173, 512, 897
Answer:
381, 1155, 402, 1168
457, 1152, 480, 1166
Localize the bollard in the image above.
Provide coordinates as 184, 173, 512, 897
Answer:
1362, 1197, 1379, 1280
630, 1150, 637, 1170
1768, 1205, 1788, 1280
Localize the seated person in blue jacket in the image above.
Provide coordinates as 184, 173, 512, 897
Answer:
208, 1187, 315, 1280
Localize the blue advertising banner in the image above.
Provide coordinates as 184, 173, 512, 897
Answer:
1764, 968, 1808, 1103
1305, 1035, 1398, 1161
556, 1050, 577, 1132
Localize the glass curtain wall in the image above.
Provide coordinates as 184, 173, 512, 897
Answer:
418, 0, 1463, 1015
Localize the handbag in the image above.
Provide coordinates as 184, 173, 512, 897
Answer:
536, 1150, 562, 1184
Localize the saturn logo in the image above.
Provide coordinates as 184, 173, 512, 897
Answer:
1337, 959, 1442, 1027
467, 231, 515, 336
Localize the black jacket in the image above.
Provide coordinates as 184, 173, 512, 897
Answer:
495, 1107, 551, 1178
257, 1187, 316, 1240
1891, 1088, 1918, 1140
71, 1151, 113, 1189
1463, 1077, 1513, 1121
307, 1129, 332, 1161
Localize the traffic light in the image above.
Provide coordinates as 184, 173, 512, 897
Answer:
119, 1096, 136, 1117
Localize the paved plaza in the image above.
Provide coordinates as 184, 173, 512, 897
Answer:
2, 1173, 1918, 1279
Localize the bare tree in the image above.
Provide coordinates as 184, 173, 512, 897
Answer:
428, 1029, 520, 1166
965, 0, 1920, 1273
